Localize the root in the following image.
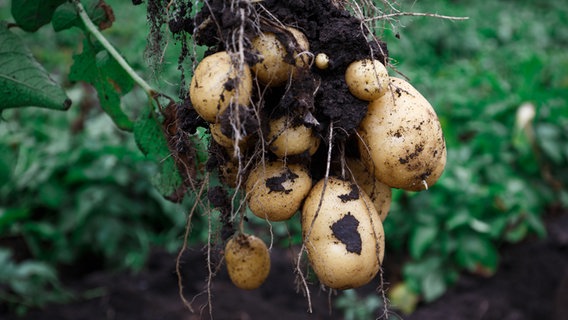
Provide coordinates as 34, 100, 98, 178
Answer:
176, 174, 209, 313
365, 11, 469, 22
295, 121, 335, 313
153, 0, 463, 317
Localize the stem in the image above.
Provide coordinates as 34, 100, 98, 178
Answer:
73, 0, 156, 97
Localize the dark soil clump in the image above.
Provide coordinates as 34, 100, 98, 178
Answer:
173, 0, 389, 164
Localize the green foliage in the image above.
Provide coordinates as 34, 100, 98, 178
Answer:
0, 107, 192, 310
133, 106, 184, 199
336, 289, 404, 320
10, 0, 66, 32
0, 248, 70, 315
69, 38, 135, 130
0, 0, 204, 312
381, 0, 568, 305
0, 23, 70, 111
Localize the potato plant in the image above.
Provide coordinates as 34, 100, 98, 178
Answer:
160, 0, 447, 303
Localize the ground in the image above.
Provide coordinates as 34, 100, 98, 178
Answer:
3, 209, 567, 320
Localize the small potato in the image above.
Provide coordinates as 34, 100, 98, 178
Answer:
302, 177, 385, 289
268, 116, 320, 158
346, 158, 392, 221
225, 234, 270, 290
357, 77, 446, 191
251, 27, 310, 86
345, 59, 389, 101
246, 161, 311, 221
210, 123, 249, 149
190, 51, 252, 122
315, 53, 330, 70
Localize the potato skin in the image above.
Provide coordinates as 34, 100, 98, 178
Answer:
357, 77, 447, 191
246, 161, 312, 221
225, 234, 270, 290
210, 123, 249, 149
189, 51, 252, 122
346, 158, 392, 221
251, 27, 310, 86
268, 116, 320, 158
345, 59, 389, 101
302, 177, 385, 289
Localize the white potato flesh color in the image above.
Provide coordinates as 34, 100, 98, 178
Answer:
246, 161, 312, 221
346, 158, 392, 221
251, 27, 310, 87
189, 51, 252, 122
302, 177, 385, 289
268, 116, 320, 158
345, 59, 389, 101
358, 77, 447, 191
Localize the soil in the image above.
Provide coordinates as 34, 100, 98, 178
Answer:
167, 0, 391, 196
2, 209, 567, 320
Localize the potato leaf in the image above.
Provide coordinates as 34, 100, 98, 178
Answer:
11, 0, 67, 32
0, 23, 71, 111
409, 224, 438, 259
52, 0, 115, 32
133, 108, 184, 201
69, 39, 134, 131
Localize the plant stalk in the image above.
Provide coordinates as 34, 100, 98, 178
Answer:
73, 0, 156, 97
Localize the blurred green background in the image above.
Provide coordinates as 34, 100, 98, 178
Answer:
1, 0, 567, 316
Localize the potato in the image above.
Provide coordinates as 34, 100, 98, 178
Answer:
345, 59, 389, 101
315, 53, 330, 70
268, 116, 320, 158
190, 51, 252, 122
302, 177, 385, 289
357, 77, 446, 191
346, 158, 392, 221
210, 123, 249, 149
246, 160, 311, 221
225, 234, 270, 290
251, 27, 310, 86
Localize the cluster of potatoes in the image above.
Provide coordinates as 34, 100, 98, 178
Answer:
189, 26, 446, 290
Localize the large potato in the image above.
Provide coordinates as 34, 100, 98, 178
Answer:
246, 161, 312, 221
190, 51, 252, 122
225, 234, 270, 290
251, 27, 310, 87
345, 59, 389, 101
346, 158, 392, 221
267, 116, 320, 158
302, 177, 385, 289
357, 77, 447, 191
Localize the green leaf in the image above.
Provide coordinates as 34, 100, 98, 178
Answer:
0, 23, 71, 111
11, 0, 67, 32
0, 208, 30, 231
69, 39, 134, 131
133, 108, 184, 200
52, 0, 115, 32
409, 224, 438, 259
51, 2, 80, 32
455, 233, 499, 274
421, 271, 447, 302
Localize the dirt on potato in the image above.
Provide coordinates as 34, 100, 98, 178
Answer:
167, 0, 389, 180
